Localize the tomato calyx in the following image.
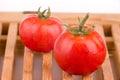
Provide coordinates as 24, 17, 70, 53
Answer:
64, 13, 95, 35
37, 7, 51, 19
23, 7, 51, 19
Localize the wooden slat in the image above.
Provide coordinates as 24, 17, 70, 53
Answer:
105, 37, 113, 43
0, 12, 120, 80
95, 25, 114, 80
42, 51, 52, 80
0, 22, 3, 79
111, 24, 120, 78
0, 12, 120, 24
22, 47, 33, 80
0, 35, 114, 44
1, 23, 18, 80
63, 72, 72, 80
0, 22, 2, 35
0, 35, 20, 40
82, 75, 92, 80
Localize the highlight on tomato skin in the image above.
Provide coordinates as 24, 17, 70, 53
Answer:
19, 7, 64, 52
53, 13, 107, 75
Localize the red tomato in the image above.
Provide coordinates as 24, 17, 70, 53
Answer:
54, 13, 106, 75
19, 9, 63, 52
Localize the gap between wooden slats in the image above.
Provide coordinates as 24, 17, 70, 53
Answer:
95, 25, 114, 80
42, 51, 52, 80
33, 52, 43, 80
92, 68, 103, 80
22, 47, 33, 80
52, 53, 62, 80
72, 75, 82, 80
111, 24, 120, 79
1, 22, 18, 80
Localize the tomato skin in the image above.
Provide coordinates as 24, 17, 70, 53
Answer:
54, 29, 106, 75
19, 15, 63, 52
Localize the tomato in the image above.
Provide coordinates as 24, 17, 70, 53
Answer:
19, 8, 63, 52
54, 13, 106, 75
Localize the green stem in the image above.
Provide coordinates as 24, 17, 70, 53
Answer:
63, 24, 78, 31
64, 13, 94, 35
23, 11, 37, 14
23, 7, 51, 19
46, 7, 51, 19
79, 13, 89, 31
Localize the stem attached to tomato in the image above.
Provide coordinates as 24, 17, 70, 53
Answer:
64, 13, 94, 35
23, 7, 51, 19
37, 7, 51, 19
78, 13, 89, 31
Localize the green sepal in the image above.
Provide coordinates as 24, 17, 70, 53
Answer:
64, 13, 95, 35
78, 13, 89, 31
23, 7, 51, 19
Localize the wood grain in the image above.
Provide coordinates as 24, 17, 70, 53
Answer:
22, 47, 33, 80
1, 23, 18, 80
95, 25, 114, 80
111, 24, 120, 79
42, 51, 52, 80
0, 12, 120, 80
0, 22, 3, 78
0, 12, 120, 24
82, 75, 92, 80
0, 22, 2, 36
63, 72, 72, 80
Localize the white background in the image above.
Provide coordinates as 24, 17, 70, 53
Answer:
0, 0, 120, 13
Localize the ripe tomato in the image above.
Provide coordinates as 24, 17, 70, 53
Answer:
54, 13, 106, 75
19, 8, 63, 52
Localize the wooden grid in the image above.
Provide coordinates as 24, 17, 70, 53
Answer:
0, 12, 120, 80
